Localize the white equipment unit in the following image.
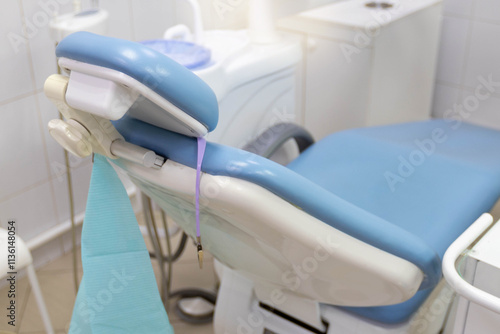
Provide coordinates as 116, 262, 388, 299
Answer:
194, 30, 303, 149
277, 0, 443, 140
163, 0, 303, 150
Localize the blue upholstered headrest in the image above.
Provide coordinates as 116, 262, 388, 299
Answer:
56, 32, 219, 132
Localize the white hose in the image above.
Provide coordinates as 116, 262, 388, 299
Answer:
163, 24, 191, 41
165, 0, 204, 44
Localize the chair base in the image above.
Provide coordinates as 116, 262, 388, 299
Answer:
214, 265, 453, 334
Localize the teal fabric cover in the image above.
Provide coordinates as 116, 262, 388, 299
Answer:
69, 155, 173, 334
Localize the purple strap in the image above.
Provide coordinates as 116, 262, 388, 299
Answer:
196, 137, 207, 237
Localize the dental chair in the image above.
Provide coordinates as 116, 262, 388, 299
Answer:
45, 32, 500, 334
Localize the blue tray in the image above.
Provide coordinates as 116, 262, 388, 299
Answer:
139, 39, 211, 70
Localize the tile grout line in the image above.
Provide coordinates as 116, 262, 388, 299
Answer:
435, 81, 500, 101
435, 80, 462, 90
0, 160, 92, 204
0, 178, 53, 205
0, 90, 41, 108
442, 12, 474, 22
443, 11, 500, 26
38, 266, 82, 276
456, 0, 477, 102
17, 0, 37, 93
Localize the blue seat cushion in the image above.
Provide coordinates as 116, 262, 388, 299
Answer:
113, 117, 500, 324
56, 32, 218, 132
287, 120, 500, 323
287, 120, 500, 259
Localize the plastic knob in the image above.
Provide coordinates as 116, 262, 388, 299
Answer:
48, 119, 93, 158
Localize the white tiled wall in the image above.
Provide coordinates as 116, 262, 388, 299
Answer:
175, 0, 334, 31
0, 0, 175, 268
432, 0, 500, 128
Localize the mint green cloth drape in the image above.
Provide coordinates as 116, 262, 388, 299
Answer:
69, 154, 173, 334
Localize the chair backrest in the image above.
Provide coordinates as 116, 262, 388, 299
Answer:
112, 116, 441, 306
113, 150, 424, 308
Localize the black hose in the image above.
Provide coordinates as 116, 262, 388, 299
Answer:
148, 232, 188, 262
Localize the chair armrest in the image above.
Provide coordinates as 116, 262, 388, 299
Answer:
443, 213, 500, 314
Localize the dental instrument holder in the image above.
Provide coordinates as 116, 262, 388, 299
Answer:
44, 74, 165, 168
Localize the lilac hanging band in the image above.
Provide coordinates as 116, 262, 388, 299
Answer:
196, 137, 207, 238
